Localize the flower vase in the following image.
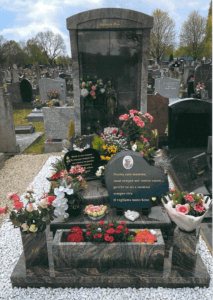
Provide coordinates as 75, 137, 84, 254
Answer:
66, 194, 82, 216
21, 230, 49, 269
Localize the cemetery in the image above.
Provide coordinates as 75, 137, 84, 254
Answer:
0, 6, 212, 300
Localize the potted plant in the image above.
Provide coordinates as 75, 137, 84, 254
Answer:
162, 188, 212, 232
0, 187, 56, 268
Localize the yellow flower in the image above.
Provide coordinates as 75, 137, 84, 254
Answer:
106, 156, 111, 160
107, 147, 111, 153
101, 155, 106, 160
103, 145, 107, 150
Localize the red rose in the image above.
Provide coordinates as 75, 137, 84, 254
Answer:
121, 222, 126, 225
119, 131, 124, 136
99, 221, 105, 225
97, 234, 102, 238
12, 194, 20, 202
124, 228, 129, 234
115, 229, 121, 234
104, 235, 110, 242
112, 129, 117, 134
93, 235, 97, 239
0, 206, 8, 214
46, 196, 56, 205
69, 226, 83, 235
109, 223, 114, 227
13, 201, 23, 210
109, 236, 114, 242
51, 173, 61, 180
86, 231, 91, 235
117, 225, 123, 230
67, 233, 84, 242
107, 228, 115, 234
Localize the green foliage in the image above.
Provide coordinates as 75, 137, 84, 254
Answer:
50, 157, 66, 173
92, 135, 105, 152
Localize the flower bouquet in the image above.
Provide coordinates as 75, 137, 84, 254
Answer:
162, 188, 212, 232
47, 89, 59, 99
132, 229, 157, 244
46, 99, 61, 107
195, 83, 205, 98
48, 159, 87, 218
84, 205, 108, 221
80, 77, 106, 108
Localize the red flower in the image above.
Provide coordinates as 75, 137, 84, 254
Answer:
100, 133, 105, 138
124, 228, 129, 234
69, 226, 83, 235
143, 138, 148, 143
87, 223, 91, 228
90, 91, 95, 96
109, 236, 114, 242
175, 204, 189, 214
117, 225, 123, 230
93, 235, 97, 239
170, 188, 175, 193
46, 196, 56, 205
13, 202, 23, 210
104, 235, 110, 242
109, 223, 114, 227
99, 221, 105, 225
12, 194, 20, 202
0, 206, 8, 214
194, 205, 204, 213
67, 233, 84, 242
185, 193, 194, 202
119, 114, 129, 121
86, 231, 91, 235
51, 173, 61, 180
133, 116, 141, 124
97, 234, 102, 238
121, 222, 126, 225
107, 228, 115, 234
112, 129, 117, 134
115, 229, 121, 234
137, 120, 145, 128
119, 131, 124, 136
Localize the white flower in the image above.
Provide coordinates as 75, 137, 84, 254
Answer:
26, 186, 34, 193
96, 170, 102, 177
81, 88, 89, 98
38, 198, 49, 209
26, 203, 34, 212
81, 82, 86, 88
97, 227, 102, 232
132, 144, 137, 151
64, 213, 69, 219
100, 88, 105, 94
21, 223, 29, 231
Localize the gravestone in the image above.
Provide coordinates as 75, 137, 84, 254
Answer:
187, 153, 208, 180
194, 63, 212, 99
64, 148, 101, 179
105, 150, 168, 209
0, 88, 19, 153
168, 99, 212, 149
20, 79, 33, 102
147, 93, 169, 135
38, 78, 66, 103
7, 82, 22, 103
155, 77, 180, 102
201, 90, 209, 101
12, 67, 19, 83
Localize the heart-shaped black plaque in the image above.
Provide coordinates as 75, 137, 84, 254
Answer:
105, 150, 169, 208
64, 148, 101, 179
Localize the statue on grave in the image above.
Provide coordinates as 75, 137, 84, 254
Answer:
105, 80, 117, 126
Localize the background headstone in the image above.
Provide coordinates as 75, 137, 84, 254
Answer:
105, 150, 168, 209
7, 82, 22, 103
0, 88, 19, 153
194, 63, 212, 100
20, 79, 33, 102
38, 78, 66, 103
155, 77, 180, 101
12, 68, 19, 83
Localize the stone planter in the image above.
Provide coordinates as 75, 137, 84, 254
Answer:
21, 230, 49, 269
53, 229, 165, 270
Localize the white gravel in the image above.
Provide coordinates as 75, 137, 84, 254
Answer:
0, 156, 212, 300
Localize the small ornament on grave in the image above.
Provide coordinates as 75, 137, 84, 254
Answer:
124, 210, 140, 222
162, 188, 212, 232
84, 205, 108, 221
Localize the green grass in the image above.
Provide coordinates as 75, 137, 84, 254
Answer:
13, 108, 46, 155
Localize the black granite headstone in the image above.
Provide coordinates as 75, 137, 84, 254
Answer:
64, 148, 100, 179
20, 79, 33, 102
105, 150, 168, 209
187, 153, 208, 180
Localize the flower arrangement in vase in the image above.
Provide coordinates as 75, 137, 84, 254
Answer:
195, 83, 205, 98
47, 89, 59, 99
162, 188, 212, 232
84, 205, 108, 220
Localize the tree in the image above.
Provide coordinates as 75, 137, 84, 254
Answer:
55, 55, 71, 66
150, 9, 176, 63
203, 1, 212, 59
25, 38, 49, 65
0, 35, 7, 66
35, 31, 66, 65
179, 11, 206, 60
2, 40, 29, 67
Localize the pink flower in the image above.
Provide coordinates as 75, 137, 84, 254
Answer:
91, 85, 96, 91
77, 175, 84, 182
194, 205, 204, 213
140, 135, 144, 138
119, 114, 129, 121
0, 206, 8, 214
26, 203, 34, 212
184, 194, 194, 202
7, 192, 16, 200
138, 120, 145, 128
14, 202, 23, 210
67, 176, 73, 181
90, 91, 95, 96
175, 204, 189, 214
140, 151, 145, 155
11, 194, 20, 202
133, 116, 141, 124
170, 188, 175, 193
129, 109, 139, 114
143, 113, 154, 122
119, 131, 124, 136
143, 138, 148, 143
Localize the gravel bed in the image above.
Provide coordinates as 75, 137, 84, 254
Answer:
0, 156, 212, 299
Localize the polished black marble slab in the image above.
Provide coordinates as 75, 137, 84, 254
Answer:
11, 229, 210, 289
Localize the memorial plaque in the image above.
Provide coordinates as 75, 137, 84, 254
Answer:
155, 77, 180, 99
187, 153, 208, 180
105, 151, 168, 208
64, 148, 100, 179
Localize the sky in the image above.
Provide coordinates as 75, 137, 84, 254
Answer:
0, 0, 211, 56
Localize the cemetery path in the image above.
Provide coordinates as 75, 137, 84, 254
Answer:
0, 153, 63, 227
